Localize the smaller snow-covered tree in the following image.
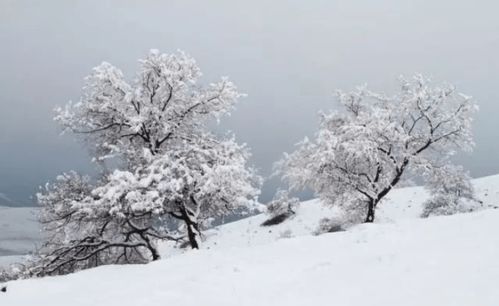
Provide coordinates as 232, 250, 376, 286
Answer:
277, 75, 477, 223
32, 171, 175, 277
261, 190, 299, 226
421, 164, 480, 217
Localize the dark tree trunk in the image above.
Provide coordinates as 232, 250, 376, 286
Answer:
180, 205, 200, 249
185, 221, 199, 249
365, 200, 375, 223
126, 219, 160, 261
364, 158, 410, 223
147, 241, 160, 261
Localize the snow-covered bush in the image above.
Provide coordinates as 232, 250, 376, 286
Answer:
421, 165, 481, 217
278, 229, 294, 239
32, 50, 261, 276
422, 194, 469, 218
0, 260, 33, 283
314, 217, 346, 235
0, 267, 15, 283
277, 75, 477, 223
261, 190, 299, 226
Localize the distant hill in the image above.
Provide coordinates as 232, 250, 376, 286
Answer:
0, 193, 15, 207
0, 206, 40, 258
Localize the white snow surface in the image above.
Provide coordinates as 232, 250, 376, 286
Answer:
1, 174, 499, 305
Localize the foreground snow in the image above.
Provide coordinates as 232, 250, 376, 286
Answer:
2, 209, 499, 305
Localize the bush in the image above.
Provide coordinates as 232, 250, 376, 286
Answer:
314, 217, 345, 235
0, 261, 31, 283
421, 165, 482, 218
278, 229, 294, 239
261, 190, 299, 226
421, 193, 482, 218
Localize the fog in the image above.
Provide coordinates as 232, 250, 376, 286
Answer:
1, 0, 499, 205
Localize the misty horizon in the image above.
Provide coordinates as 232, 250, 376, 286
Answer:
2, 0, 499, 206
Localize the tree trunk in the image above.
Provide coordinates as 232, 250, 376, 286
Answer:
185, 221, 199, 249
180, 206, 200, 249
148, 244, 160, 261
137, 232, 160, 261
365, 200, 375, 223
364, 158, 409, 223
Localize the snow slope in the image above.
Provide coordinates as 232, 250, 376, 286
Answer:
194, 174, 499, 251
1, 175, 497, 260
1, 175, 499, 305
2, 209, 499, 306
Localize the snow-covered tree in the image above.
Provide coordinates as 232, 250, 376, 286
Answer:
277, 75, 477, 223
34, 50, 260, 276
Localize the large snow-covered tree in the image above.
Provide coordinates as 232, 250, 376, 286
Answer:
277, 75, 477, 223
33, 50, 260, 276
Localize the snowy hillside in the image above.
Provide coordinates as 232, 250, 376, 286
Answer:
2, 209, 499, 305
2, 174, 497, 261
193, 174, 499, 252
1, 175, 499, 305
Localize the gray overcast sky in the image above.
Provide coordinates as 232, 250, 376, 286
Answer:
1, 0, 499, 206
